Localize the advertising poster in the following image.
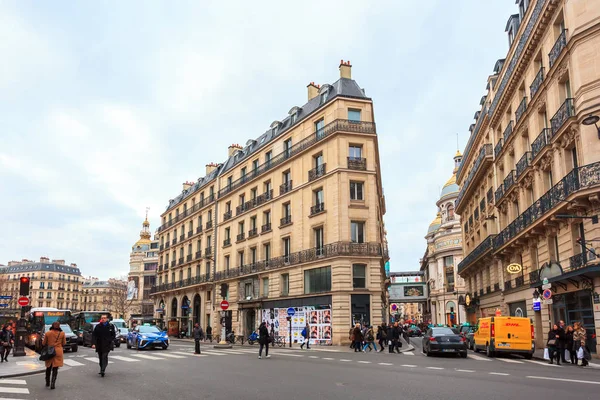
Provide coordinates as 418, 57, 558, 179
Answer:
261, 306, 332, 345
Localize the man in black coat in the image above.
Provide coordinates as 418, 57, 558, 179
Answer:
92, 315, 116, 377
558, 320, 567, 363
193, 323, 204, 354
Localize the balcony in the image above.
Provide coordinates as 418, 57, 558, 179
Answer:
495, 186, 504, 204
205, 247, 212, 257
531, 128, 551, 160
280, 215, 292, 227
206, 220, 213, 230
504, 280, 512, 291
347, 157, 366, 171
457, 234, 496, 274
171, 261, 176, 267
157, 194, 216, 233
494, 139, 504, 158
494, 161, 600, 251
516, 152, 532, 179
310, 202, 325, 216
172, 238, 177, 245
308, 164, 327, 181
150, 272, 214, 294
487, 187, 493, 205
180, 234, 185, 242
515, 97, 527, 124
188, 231, 193, 238
480, 198, 486, 214
280, 181, 293, 195
159, 244, 164, 251
455, 144, 493, 211
217, 119, 376, 198
211, 241, 386, 282
503, 121, 514, 142
569, 250, 597, 271
186, 254, 192, 262
248, 228, 258, 238
223, 210, 232, 221
195, 251, 202, 259
178, 257, 184, 265
223, 238, 231, 247
515, 276, 525, 287
236, 232, 245, 242
503, 170, 516, 194
550, 98, 575, 137
261, 223, 272, 233
549, 29, 567, 68
530, 67, 544, 100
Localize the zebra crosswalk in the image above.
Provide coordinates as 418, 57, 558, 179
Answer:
0, 378, 30, 399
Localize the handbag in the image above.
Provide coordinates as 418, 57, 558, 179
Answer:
547, 339, 557, 346
39, 332, 62, 361
543, 348, 550, 360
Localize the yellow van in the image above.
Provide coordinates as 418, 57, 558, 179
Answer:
473, 316, 534, 358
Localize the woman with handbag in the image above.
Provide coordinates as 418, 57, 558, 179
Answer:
41, 321, 66, 389
547, 323, 561, 365
573, 322, 588, 367
0, 324, 14, 362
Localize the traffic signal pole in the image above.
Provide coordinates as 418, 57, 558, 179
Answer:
13, 277, 31, 357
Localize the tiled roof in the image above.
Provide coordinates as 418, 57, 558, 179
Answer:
0, 262, 81, 275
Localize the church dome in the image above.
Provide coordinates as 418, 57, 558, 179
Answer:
440, 174, 459, 200
133, 214, 152, 250
427, 212, 442, 234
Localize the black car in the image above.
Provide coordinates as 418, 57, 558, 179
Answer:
37, 324, 78, 353
82, 323, 121, 348
408, 327, 423, 337
458, 325, 477, 350
422, 327, 468, 358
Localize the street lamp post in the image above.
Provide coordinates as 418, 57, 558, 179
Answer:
582, 114, 600, 139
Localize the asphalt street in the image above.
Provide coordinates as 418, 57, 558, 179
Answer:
2, 339, 598, 400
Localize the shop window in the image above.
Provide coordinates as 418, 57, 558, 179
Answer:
304, 266, 331, 294
352, 264, 366, 289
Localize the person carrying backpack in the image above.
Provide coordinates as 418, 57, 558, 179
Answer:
300, 323, 310, 349
362, 325, 377, 352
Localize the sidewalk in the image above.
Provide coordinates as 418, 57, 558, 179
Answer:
0, 348, 46, 379
532, 348, 600, 368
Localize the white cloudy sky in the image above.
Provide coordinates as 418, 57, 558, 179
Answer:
0, 1, 517, 278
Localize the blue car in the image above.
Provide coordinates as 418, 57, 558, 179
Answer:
127, 325, 169, 350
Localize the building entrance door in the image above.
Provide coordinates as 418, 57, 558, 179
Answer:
553, 290, 596, 353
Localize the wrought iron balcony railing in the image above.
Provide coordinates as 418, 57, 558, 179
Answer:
261, 223, 272, 233
515, 276, 524, 287
180, 234, 185, 242
280, 216, 292, 226
157, 194, 215, 233
206, 220, 213, 229
280, 181, 293, 195
495, 185, 504, 204
494, 139, 504, 158
549, 29, 567, 68
531, 128, 551, 160
178, 257, 184, 265
457, 234, 496, 274
196, 226, 202, 234
308, 164, 327, 181
172, 238, 177, 245
195, 251, 202, 259
503, 121, 514, 142
248, 228, 258, 238
236, 233, 245, 242
217, 119, 376, 198
223, 238, 231, 247
310, 202, 325, 216
503, 170, 516, 193
550, 98, 575, 136
188, 231, 193, 238
515, 97, 527, 124
186, 254, 192, 262
487, 187, 493, 205
569, 250, 597, 271
205, 247, 212, 257
516, 152, 532, 178
223, 210, 232, 221
530, 67, 544, 99
347, 157, 367, 171
455, 144, 493, 209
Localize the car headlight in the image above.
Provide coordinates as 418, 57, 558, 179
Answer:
140, 335, 147, 339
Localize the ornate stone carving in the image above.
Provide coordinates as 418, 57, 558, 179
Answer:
536, 97, 546, 113
507, 142, 515, 156
560, 125, 579, 148
555, 62, 569, 83
521, 173, 534, 189
540, 153, 553, 171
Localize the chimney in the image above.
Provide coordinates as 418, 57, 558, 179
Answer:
52, 259, 65, 265
70, 263, 77, 268
339, 59, 352, 79
228, 144, 243, 157
307, 82, 319, 101
40, 257, 49, 263
205, 162, 219, 175
182, 181, 194, 191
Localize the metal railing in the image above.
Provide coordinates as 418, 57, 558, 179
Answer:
531, 128, 551, 160
280, 181, 293, 195
280, 216, 292, 226
308, 164, 327, 181
549, 29, 567, 68
223, 210, 232, 221
550, 98, 575, 136
503, 121, 514, 142
515, 97, 527, 124
455, 144, 493, 209
516, 152, 532, 178
310, 202, 325, 216
494, 138, 504, 158
457, 235, 496, 273
261, 223, 272, 233
248, 228, 258, 237
347, 157, 366, 170
157, 194, 215, 233
569, 250, 597, 271
487, 187, 493, 205
503, 170, 516, 193
223, 238, 231, 247
530, 67, 544, 99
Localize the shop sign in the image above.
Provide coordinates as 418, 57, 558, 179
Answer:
593, 292, 600, 304
506, 263, 522, 274
532, 298, 541, 312
465, 294, 471, 306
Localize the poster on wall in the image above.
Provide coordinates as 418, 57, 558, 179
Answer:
261, 306, 332, 345
404, 285, 424, 297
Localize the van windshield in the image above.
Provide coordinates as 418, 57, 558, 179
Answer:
111, 321, 126, 329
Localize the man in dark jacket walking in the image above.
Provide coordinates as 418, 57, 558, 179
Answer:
558, 320, 567, 363
258, 322, 270, 359
92, 315, 116, 377
193, 323, 204, 354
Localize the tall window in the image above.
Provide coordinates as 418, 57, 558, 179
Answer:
314, 153, 324, 168
263, 210, 271, 226
225, 255, 230, 272
314, 189, 324, 205
250, 216, 257, 230
315, 118, 325, 139
226, 201, 231, 212
238, 221, 245, 235
283, 237, 291, 262
263, 243, 271, 261
281, 273, 289, 296
353, 264, 366, 288
251, 187, 258, 200
252, 159, 259, 173
283, 170, 291, 184
225, 227, 230, 240
205, 261, 211, 276
304, 266, 331, 294
447, 203, 455, 221
262, 278, 269, 297
241, 167, 247, 180
351, 221, 365, 243
348, 109, 361, 122
283, 202, 291, 218
250, 247, 257, 264
244, 282, 253, 298
314, 227, 324, 255
284, 138, 292, 158
265, 151, 272, 165
238, 251, 245, 267
264, 180, 271, 194
207, 210, 212, 222
349, 145, 362, 160
350, 181, 364, 200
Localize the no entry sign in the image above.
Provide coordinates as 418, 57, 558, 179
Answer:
18, 296, 30, 307
220, 300, 229, 310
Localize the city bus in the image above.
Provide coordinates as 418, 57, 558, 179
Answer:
72, 311, 112, 343
24, 308, 72, 348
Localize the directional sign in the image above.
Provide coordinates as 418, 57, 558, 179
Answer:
155, 308, 164, 313
542, 289, 552, 300
542, 277, 549, 285
220, 300, 229, 310
0, 304, 9, 308
18, 296, 30, 307
542, 284, 552, 290
287, 307, 295, 317
0, 295, 12, 300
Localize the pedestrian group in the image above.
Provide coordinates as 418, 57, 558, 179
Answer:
547, 319, 591, 367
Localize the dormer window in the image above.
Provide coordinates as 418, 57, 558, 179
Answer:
320, 91, 328, 104
518, 0, 529, 20
291, 113, 297, 124
505, 14, 520, 47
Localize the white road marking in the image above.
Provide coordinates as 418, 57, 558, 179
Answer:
157, 353, 187, 359
0, 380, 26, 385
0, 387, 29, 394
426, 367, 444, 370
111, 356, 140, 362
404, 351, 415, 356
339, 359, 352, 362
84, 357, 113, 364
468, 354, 492, 361
130, 354, 166, 361
321, 357, 334, 360
587, 362, 600, 369
527, 376, 600, 385
171, 351, 205, 357
497, 358, 524, 364
220, 350, 246, 355
276, 353, 303, 357
198, 351, 228, 356
489, 372, 510, 376
524, 360, 561, 367
63, 359, 86, 366
357, 361, 371, 364
455, 369, 475, 372
309, 356, 319, 359
401, 364, 417, 368
378, 362, 393, 366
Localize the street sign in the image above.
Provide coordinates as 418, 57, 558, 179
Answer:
533, 299, 541, 311
287, 307, 295, 317
155, 308, 164, 313
542, 277, 549, 285
0, 295, 12, 300
18, 297, 29, 307
0, 304, 9, 308
542, 289, 552, 300
220, 300, 229, 310
544, 299, 554, 305
542, 283, 552, 290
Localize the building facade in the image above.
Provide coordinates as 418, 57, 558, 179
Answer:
455, 0, 600, 355
0, 258, 82, 311
422, 152, 466, 326
151, 62, 389, 344
127, 217, 159, 322
81, 278, 128, 318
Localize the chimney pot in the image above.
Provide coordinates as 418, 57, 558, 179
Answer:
307, 82, 319, 101
339, 59, 352, 79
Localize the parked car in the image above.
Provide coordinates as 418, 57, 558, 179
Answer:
458, 324, 477, 350
407, 326, 423, 337
422, 327, 468, 358
82, 322, 121, 348
127, 325, 169, 350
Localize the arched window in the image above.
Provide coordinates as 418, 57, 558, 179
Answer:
447, 203, 455, 221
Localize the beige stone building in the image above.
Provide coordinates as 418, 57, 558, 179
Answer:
0, 258, 82, 310
81, 278, 128, 318
127, 216, 159, 322
151, 61, 389, 343
455, 0, 600, 355
423, 152, 466, 326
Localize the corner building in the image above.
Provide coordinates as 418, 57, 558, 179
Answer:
455, 0, 600, 355
151, 62, 389, 344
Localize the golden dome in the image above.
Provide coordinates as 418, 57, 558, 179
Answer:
133, 216, 151, 248
454, 150, 462, 158
443, 173, 456, 188
427, 212, 442, 234
143, 218, 150, 227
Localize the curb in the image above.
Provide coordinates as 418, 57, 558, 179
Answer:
0, 368, 46, 379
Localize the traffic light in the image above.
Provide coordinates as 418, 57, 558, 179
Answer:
19, 277, 30, 296
220, 283, 228, 299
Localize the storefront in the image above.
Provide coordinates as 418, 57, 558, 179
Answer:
552, 290, 597, 353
